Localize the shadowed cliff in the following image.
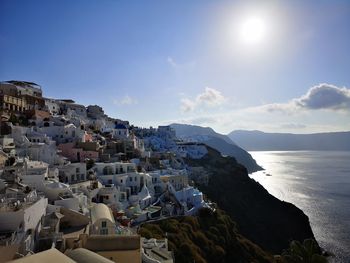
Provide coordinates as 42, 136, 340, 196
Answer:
185, 146, 316, 254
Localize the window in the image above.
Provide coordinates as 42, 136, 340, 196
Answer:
100, 229, 108, 235
101, 221, 107, 228
129, 177, 132, 182
103, 166, 113, 175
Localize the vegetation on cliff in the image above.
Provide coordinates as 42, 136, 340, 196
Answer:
139, 208, 273, 263
277, 239, 328, 263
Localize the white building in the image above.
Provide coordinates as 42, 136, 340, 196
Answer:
176, 142, 208, 159
18, 160, 49, 189
17, 159, 73, 201
135, 185, 152, 209
0, 190, 48, 255
90, 203, 116, 235
44, 98, 60, 115
94, 162, 136, 180
95, 185, 121, 205
38, 123, 86, 144
95, 164, 152, 195
0, 136, 15, 154
54, 192, 88, 213
11, 127, 62, 165
27, 143, 60, 165
58, 162, 87, 184
0, 190, 47, 233
112, 124, 129, 139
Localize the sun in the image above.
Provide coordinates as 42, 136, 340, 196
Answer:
239, 16, 266, 45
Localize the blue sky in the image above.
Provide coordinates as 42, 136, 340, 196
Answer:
1, 0, 350, 134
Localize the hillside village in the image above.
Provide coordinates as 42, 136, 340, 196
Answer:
0, 80, 213, 263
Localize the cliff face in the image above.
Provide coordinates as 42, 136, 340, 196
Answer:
186, 146, 316, 254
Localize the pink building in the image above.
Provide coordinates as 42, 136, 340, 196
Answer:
84, 133, 93, 142
58, 142, 99, 162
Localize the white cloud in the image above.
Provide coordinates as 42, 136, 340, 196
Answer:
259, 83, 350, 114
113, 95, 138, 106
258, 102, 299, 114
180, 87, 226, 112
197, 87, 225, 106
180, 98, 196, 113
296, 83, 350, 110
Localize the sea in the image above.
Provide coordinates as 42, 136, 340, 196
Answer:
249, 151, 350, 263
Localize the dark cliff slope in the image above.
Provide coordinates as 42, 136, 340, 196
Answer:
185, 146, 316, 254
140, 209, 274, 263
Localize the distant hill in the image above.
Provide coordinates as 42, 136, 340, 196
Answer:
171, 123, 262, 173
228, 130, 350, 151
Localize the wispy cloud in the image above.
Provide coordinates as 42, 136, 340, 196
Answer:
180, 98, 196, 112
113, 95, 138, 106
180, 87, 226, 112
167, 56, 196, 70
280, 123, 307, 129
167, 57, 177, 68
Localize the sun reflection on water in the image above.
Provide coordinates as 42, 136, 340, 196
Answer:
249, 151, 350, 262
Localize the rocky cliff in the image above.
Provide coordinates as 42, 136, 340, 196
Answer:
185, 146, 316, 254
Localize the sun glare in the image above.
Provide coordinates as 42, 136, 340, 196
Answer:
239, 16, 266, 45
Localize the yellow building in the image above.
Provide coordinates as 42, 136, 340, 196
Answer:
64, 203, 141, 263
161, 174, 188, 191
